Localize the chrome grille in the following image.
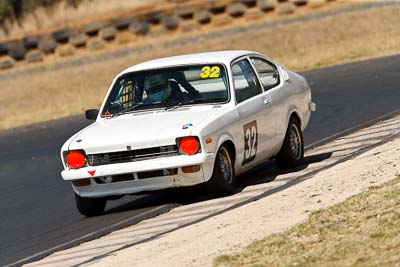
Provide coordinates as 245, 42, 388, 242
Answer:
87, 145, 178, 166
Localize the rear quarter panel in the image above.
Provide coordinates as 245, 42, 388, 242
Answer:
274, 69, 312, 153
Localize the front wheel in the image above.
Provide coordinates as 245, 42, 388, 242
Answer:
75, 193, 107, 217
206, 145, 236, 196
275, 116, 304, 169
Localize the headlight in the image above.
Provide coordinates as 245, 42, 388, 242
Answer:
177, 136, 201, 155
65, 150, 86, 169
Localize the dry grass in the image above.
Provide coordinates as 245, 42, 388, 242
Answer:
0, 3, 399, 130
214, 177, 400, 267
0, 0, 163, 40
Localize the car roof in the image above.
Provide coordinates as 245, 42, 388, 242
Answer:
119, 50, 261, 75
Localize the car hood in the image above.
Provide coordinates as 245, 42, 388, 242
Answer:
68, 106, 226, 154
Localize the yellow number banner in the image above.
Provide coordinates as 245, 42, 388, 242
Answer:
200, 66, 220, 78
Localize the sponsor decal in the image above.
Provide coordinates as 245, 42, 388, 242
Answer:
182, 123, 193, 129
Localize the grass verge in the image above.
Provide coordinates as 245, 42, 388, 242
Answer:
1, 3, 400, 130
214, 177, 400, 267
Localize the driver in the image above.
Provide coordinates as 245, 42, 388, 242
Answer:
143, 74, 182, 104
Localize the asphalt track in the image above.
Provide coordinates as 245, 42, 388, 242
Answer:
1, 54, 400, 266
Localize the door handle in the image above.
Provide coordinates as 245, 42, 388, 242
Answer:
263, 98, 272, 106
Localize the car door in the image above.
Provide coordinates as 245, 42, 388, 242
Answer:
232, 58, 276, 171
249, 56, 286, 154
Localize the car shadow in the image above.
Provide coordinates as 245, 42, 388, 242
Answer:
104, 151, 333, 215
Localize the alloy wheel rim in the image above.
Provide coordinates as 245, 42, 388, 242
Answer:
219, 147, 233, 184
289, 124, 302, 160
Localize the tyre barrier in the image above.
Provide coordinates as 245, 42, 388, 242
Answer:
69, 33, 88, 47
194, 10, 212, 24
176, 3, 200, 20
0, 40, 17, 56
80, 20, 110, 36
57, 45, 75, 57
23, 34, 43, 49
290, 0, 308, 6
26, 50, 44, 63
0, 57, 14, 70
309, 0, 327, 8
0, 0, 336, 70
0, 43, 8, 56
162, 15, 180, 30
112, 15, 136, 30
38, 38, 57, 54
99, 26, 118, 41
129, 21, 150, 35
276, 2, 296, 15
226, 2, 247, 17
258, 0, 277, 12
207, 0, 230, 15
8, 42, 27, 61
87, 38, 105, 50
52, 28, 75, 43
241, 0, 258, 8
144, 10, 165, 25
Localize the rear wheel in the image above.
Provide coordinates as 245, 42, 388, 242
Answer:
206, 145, 236, 196
75, 193, 107, 217
275, 116, 304, 169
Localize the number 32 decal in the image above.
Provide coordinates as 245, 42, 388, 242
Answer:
243, 120, 258, 165
200, 66, 220, 79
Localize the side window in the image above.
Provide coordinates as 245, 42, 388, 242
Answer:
250, 57, 279, 90
232, 59, 263, 103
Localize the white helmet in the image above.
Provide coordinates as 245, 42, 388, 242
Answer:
144, 74, 171, 102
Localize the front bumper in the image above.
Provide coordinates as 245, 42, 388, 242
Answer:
61, 153, 215, 197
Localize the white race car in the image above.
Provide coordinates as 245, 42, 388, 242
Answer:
61, 50, 316, 216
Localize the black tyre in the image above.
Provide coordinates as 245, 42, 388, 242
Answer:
23, 34, 43, 49
112, 15, 135, 30
226, 2, 247, 17
80, 20, 110, 36
162, 15, 180, 30
75, 193, 106, 217
8, 43, 27, 61
38, 39, 57, 54
194, 10, 211, 24
206, 145, 236, 196
129, 21, 150, 35
52, 28, 74, 43
275, 116, 304, 169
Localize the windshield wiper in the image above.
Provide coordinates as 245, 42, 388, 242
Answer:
164, 99, 206, 111
109, 103, 147, 118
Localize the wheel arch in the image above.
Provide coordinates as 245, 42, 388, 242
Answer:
276, 109, 302, 156
216, 135, 236, 159
216, 134, 237, 170
221, 140, 236, 163
289, 111, 302, 128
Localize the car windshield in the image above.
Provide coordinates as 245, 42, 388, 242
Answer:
101, 64, 229, 116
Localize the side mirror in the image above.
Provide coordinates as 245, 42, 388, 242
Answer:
85, 109, 99, 120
